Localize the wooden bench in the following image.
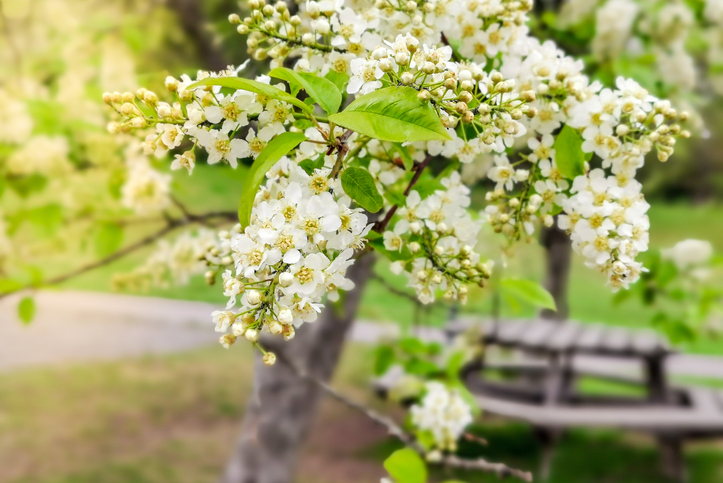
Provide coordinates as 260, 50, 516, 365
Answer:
375, 318, 723, 481
453, 318, 723, 481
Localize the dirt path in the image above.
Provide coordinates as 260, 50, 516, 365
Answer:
2, 290, 722, 380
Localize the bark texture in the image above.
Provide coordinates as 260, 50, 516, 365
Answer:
540, 223, 572, 321
220, 253, 375, 483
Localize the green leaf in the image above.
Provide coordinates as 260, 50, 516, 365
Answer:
385, 190, 407, 207
554, 125, 585, 179
298, 153, 326, 175
238, 132, 307, 228
374, 345, 395, 376
325, 70, 350, 93
18, 296, 36, 325
269, 67, 342, 114
413, 177, 444, 199
340, 166, 384, 213
384, 448, 427, 483
8, 173, 48, 198
95, 223, 124, 258
392, 143, 414, 171
329, 87, 451, 143
0, 279, 23, 294
189, 77, 312, 113
500, 278, 557, 311
23, 204, 63, 236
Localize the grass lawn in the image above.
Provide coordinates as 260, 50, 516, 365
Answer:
2, 343, 723, 483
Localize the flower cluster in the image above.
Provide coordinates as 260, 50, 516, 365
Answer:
103, 0, 691, 352
386, 173, 491, 304
559, 170, 649, 290
410, 381, 473, 453
210, 160, 371, 360
113, 229, 219, 291
233, 0, 532, 70
663, 239, 714, 274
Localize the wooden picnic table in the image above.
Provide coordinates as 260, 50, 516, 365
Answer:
448, 318, 723, 481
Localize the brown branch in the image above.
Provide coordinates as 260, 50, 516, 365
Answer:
374, 154, 433, 233
276, 353, 533, 482
0, 210, 237, 300
371, 273, 420, 304
440, 32, 461, 63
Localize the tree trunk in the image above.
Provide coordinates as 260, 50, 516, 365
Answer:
167, 0, 228, 71
540, 223, 572, 321
220, 253, 376, 483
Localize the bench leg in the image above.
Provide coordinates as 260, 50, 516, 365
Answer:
658, 436, 685, 483
534, 428, 559, 481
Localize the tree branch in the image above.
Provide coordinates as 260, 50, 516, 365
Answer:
0, 210, 237, 300
374, 154, 433, 233
275, 352, 533, 482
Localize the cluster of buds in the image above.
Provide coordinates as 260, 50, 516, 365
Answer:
231, 0, 308, 62
103, 85, 186, 136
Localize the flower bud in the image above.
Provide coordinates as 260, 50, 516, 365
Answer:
278, 309, 293, 325
302, 32, 315, 45
232, 323, 246, 337
279, 272, 294, 287
131, 117, 146, 128
220, 334, 236, 348
245, 328, 259, 342
269, 321, 283, 335
107, 122, 120, 134
282, 324, 295, 340
263, 352, 277, 365
247, 290, 262, 305
237, 24, 250, 34
615, 124, 630, 137
409, 241, 421, 253
395, 51, 410, 66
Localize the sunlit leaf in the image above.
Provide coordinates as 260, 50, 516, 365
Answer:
554, 125, 585, 179
384, 448, 427, 483
340, 166, 384, 212
95, 222, 124, 257
329, 87, 451, 143
18, 296, 36, 325
500, 278, 556, 311
269, 67, 342, 114
189, 77, 312, 113
238, 132, 306, 228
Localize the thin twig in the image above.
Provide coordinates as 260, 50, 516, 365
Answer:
330, 129, 354, 178
276, 353, 533, 482
374, 154, 433, 233
0, 210, 237, 300
440, 32, 461, 63
371, 273, 419, 304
